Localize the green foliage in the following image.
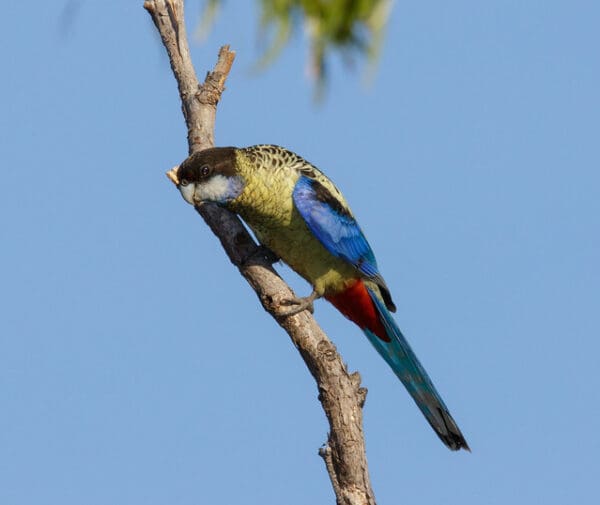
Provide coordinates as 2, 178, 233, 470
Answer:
199, 0, 392, 93
195, 0, 221, 41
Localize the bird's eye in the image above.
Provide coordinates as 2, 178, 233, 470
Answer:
200, 165, 211, 177
179, 178, 189, 187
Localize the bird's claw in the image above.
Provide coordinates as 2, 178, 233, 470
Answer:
275, 290, 321, 316
276, 298, 315, 316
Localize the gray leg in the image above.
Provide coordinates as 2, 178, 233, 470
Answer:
276, 289, 322, 316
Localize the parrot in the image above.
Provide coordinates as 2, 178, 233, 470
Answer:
175, 144, 469, 451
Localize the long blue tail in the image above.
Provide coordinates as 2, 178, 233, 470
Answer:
365, 288, 469, 451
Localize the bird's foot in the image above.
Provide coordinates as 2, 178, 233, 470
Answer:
241, 245, 280, 267
276, 289, 321, 316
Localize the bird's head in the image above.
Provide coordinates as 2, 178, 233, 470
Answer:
176, 147, 245, 206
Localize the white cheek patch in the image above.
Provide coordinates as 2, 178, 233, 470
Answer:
179, 183, 196, 205
196, 174, 233, 202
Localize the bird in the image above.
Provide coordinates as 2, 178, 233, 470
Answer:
175, 144, 469, 451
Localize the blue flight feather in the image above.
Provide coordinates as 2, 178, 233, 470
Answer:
292, 176, 380, 278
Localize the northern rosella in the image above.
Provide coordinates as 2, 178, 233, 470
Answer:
176, 145, 469, 451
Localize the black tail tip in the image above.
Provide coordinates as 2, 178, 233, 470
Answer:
433, 407, 470, 452
438, 425, 470, 452
446, 434, 471, 452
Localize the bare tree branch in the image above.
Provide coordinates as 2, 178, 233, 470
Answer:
144, 1, 376, 503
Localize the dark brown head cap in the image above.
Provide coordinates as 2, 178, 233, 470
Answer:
177, 147, 238, 185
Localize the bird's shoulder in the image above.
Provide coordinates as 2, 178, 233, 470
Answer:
241, 145, 352, 216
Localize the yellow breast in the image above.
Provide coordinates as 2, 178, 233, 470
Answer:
229, 152, 357, 295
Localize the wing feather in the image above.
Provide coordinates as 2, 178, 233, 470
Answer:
293, 175, 396, 311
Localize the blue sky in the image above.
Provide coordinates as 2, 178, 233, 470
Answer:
1, 1, 599, 504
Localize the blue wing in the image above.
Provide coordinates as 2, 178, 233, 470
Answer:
293, 175, 380, 277
293, 175, 396, 312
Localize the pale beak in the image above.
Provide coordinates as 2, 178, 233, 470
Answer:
166, 165, 180, 185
